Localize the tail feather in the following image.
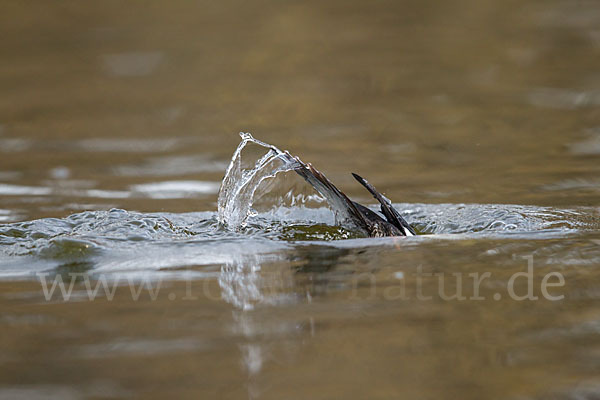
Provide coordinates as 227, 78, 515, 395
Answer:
291, 156, 370, 234
351, 173, 416, 236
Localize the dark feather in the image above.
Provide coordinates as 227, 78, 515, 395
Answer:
351, 173, 416, 236
291, 158, 412, 237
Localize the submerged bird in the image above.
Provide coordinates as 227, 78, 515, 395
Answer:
290, 155, 416, 238
225, 133, 415, 238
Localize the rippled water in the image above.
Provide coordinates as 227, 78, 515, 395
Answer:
2, 202, 600, 399
1, 203, 596, 279
1, 164, 599, 398
2, 0, 600, 399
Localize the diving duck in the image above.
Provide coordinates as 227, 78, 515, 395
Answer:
291, 156, 416, 238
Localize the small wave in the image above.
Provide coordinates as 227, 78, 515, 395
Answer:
0, 203, 597, 279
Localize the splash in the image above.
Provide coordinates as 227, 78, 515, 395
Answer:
217, 132, 299, 230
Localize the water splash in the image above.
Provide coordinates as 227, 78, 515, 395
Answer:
217, 132, 299, 230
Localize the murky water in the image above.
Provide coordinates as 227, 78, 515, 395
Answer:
1, 0, 600, 399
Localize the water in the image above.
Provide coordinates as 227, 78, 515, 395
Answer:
2, 203, 596, 279
2, 202, 599, 399
2, 0, 600, 398
217, 132, 300, 230
3, 131, 597, 279
1, 146, 599, 398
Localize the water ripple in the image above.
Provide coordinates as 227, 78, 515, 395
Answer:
0, 203, 597, 279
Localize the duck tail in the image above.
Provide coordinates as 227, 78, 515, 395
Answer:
351, 173, 416, 236
291, 155, 369, 233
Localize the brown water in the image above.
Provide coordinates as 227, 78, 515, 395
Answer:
1, 1, 600, 399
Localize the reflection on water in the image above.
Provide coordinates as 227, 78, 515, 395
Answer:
0, 184, 52, 196
0, 138, 30, 152
3, 232, 600, 399
527, 87, 600, 110
220, 256, 295, 397
130, 180, 220, 199
570, 130, 600, 156
113, 155, 227, 177
1, 0, 600, 398
101, 52, 165, 77
0, 181, 221, 201
77, 138, 180, 153
0, 203, 598, 399
0, 209, 20, 223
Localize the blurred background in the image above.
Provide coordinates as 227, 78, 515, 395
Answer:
1, 0, 599, 223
